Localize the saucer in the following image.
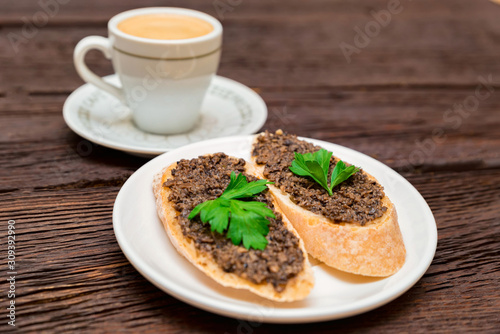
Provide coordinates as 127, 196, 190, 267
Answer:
63, 75, 267, 156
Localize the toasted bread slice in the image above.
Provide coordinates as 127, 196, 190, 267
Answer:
153, 155, 314, 302
251, 131, 406, 277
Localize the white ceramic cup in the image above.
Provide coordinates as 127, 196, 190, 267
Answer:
73, 7, 222, 134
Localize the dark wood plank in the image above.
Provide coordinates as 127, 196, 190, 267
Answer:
0, 169, 498, 332
1, 86, 499, 190
1, 0, 500, 94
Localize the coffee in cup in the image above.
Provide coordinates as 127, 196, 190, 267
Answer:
117, 13, 214, 40
74, 8, 222, 135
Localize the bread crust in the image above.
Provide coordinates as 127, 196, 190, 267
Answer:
251, 138, 406, 277
153, 159, 314, 302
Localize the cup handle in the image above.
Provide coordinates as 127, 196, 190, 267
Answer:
73, 36, 124, 102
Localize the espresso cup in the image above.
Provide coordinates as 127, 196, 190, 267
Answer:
73, 7, 222, 134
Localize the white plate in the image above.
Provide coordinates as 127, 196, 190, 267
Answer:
113, 135, 437, 323
63, 75, 267, 157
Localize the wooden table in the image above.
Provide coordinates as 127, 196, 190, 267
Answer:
1, 0, 499, 332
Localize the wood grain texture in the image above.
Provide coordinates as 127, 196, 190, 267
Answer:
0, 0, 499, 332
2, 0, 500, 93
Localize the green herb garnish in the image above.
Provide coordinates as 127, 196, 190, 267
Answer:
188, 172, 275, 250
290, 149, 360, 196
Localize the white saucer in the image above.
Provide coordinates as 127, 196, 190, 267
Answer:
113, 135, 438, 323
63, 75, 267, 156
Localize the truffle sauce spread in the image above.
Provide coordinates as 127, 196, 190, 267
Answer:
163, 153, 304, 292
252, 131, 387, 226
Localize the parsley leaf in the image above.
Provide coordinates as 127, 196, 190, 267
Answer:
222, 172, 271, 200
290, 150, 331, 194
227, 201, 270, 250
290, 149, 360, 196
330, 160, 360, 189
188, 172, 275, 250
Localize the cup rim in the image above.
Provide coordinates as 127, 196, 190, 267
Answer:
108, 7, 222, 45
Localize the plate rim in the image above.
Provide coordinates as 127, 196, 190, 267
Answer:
113, 135, 438, 323
63, 75, 268, 155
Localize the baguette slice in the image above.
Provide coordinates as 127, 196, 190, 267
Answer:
251, 132, 406, 277
153, 155, 314, 302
